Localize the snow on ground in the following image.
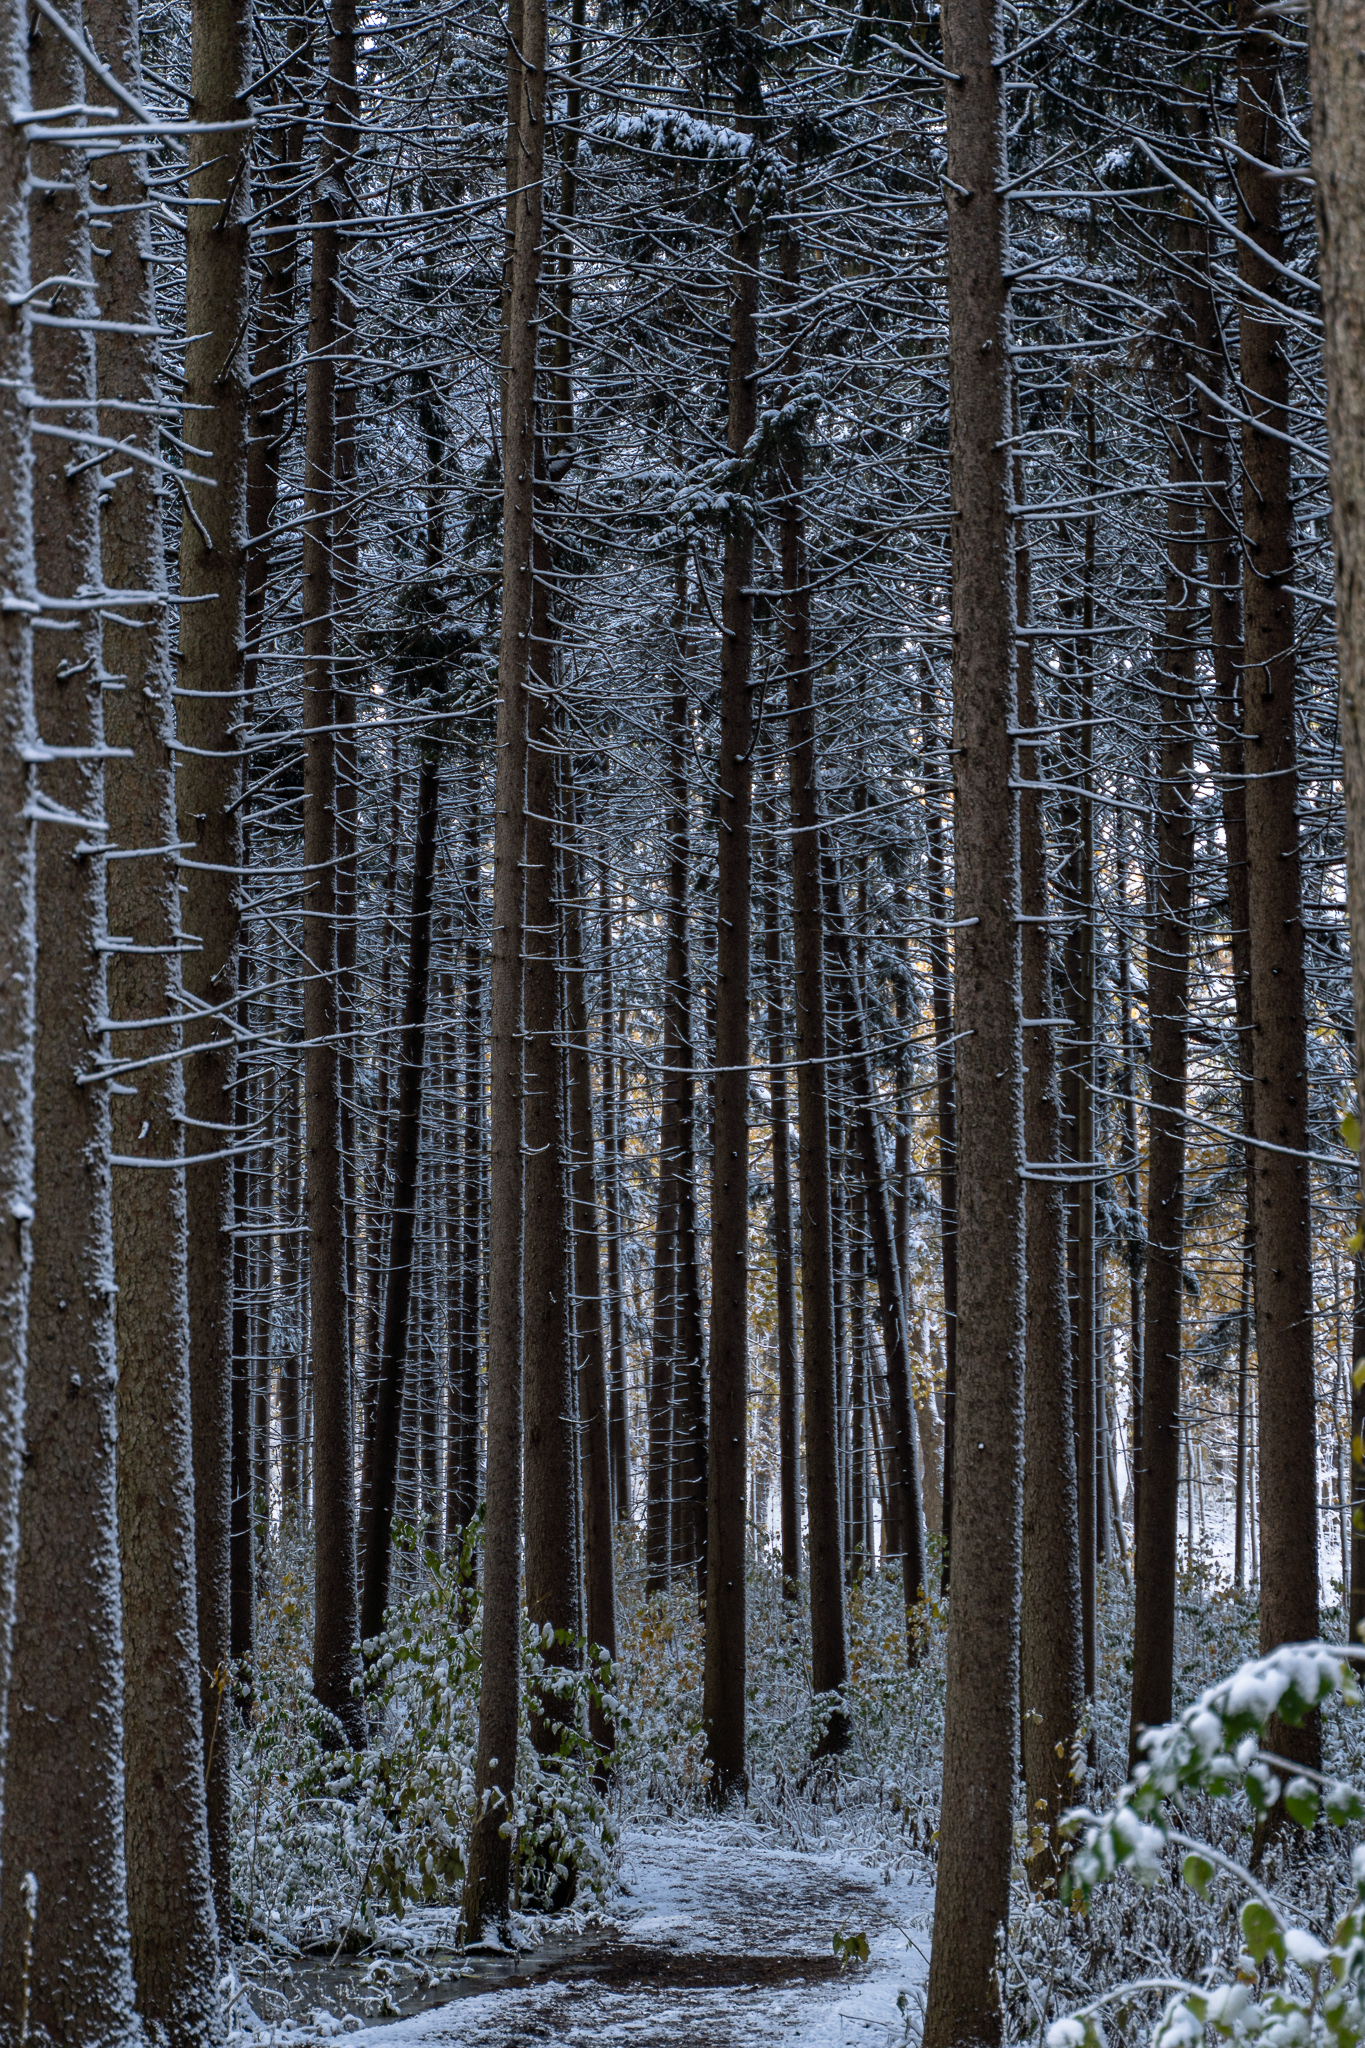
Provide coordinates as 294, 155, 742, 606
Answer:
333, 1820, 930, 2048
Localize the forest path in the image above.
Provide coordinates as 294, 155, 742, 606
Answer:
344, 1819, 930, 2048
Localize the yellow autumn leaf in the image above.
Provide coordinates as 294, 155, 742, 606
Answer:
1350, 1226, 1365, 1257
1343, 1108, 1362, 1152
1355, 1358, 1365, 1394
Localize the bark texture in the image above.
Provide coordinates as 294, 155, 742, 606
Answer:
0, 4, 137, 2031
176, 0, 254, 1924
922, 4, 1024, 2040
90, 0, 220, 2019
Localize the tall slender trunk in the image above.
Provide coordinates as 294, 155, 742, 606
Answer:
1312, 2, 1365, 1327
94, 0, 221, 2002
360, 745, 442, 1641
301, 0, 364, 1741
0, 0, 35, 1867
600, 890, 631, 1519
176, 0, 253, 1928
780, 219, 848, 1757
921, 690, 959, 1592
1237, 2, 1319, 1785
922, 3, 1023, 2040
1015, 432, 1084, 1874
762, 805, 800, 1596
701, 22, 762, 1800
563, 796, 616, 1753
1129, 350, 1198, 1763
462, 0, 544, 1929
0, 4, 136, 2032
447, 790, 482, 1544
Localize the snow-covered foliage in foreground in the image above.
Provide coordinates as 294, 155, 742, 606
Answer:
1049, 1643, 1365, 2048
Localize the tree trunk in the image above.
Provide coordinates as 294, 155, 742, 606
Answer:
1312, 1, 1365, 1350
563, 796, 616, 1754
1129, 351, 1198, 1764
600, 891, 631, 1520
0, 0, 35, 1866
360, 744, 442, 1641
0, 3, 137, 2030
1015, 435, 1084, 1876
462, 0, 544, 1929
301, 0, 364, 1741
176, 0, 253, 1925
447, 791, 482, 1544
922, 1, 1024, 2039
779, 216, 848, 1755
1238, 0, 1320, 1784
701, 24, 762, 1801
92, 0, 221, 2010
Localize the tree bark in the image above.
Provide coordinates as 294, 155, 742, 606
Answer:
301, 0, 364, 1742
600, 890, 631, 1520
91, 0, 221, 2017
462, 0, 544, 1929
780, 218, 848, 1755
0, 0, 35, 1872
1237, 0, 1319, 1782
0, 3, 137, 2031
176, 0, 253, 1925
922, 1, 1024, 2039
1129, 351, 1198, 1764
1015, 437, 1084, 1876
447, 788, 482, 1545
360, 744, 442, 1641
701, 19, 762, 1801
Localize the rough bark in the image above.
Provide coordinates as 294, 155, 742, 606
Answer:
462, 0, 543, 1929
780, 218, 848, 1754
90, 0, 221, 2018
701, 19, 762, 1800
922, 2, 1024, 2040
1129, 360, 1198, 1764
1015, 441, 1084, 1876
1310, 3, 1365, 1646
600, 893, 631, 1520
301, 0, 364, 1741
0, 0, 35, 1885
1238, 1, 1319, 1778
762, 814, 800, 1596
360, 744, 442, 1641
176, 0, 253, 1924
0, 4, 137, 2031
447, 794, 482, 1544
921, 692, 959, 1593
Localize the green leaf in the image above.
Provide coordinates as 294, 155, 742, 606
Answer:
1241, 1900, 1284, 1966
1284, 1778, 1319, 1829
1183, 1852, 1215, 1900
1341, 1109, 1361, 1153
1326, 1782, 1365, 1826
833, 1929, 870, 1967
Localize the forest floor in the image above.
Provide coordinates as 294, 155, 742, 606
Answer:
261, 1819, 929, 2047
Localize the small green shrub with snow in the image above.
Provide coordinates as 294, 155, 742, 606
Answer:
1052, 1643, 1365, 2048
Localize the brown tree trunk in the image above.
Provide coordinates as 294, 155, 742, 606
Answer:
462, 0, 544, 1930
0, 0, 35, 1864
1312, 2, 1365, 1329
701, 24, 762, 1800
1129, 352, 1198, 1764
175, 0, 253, 1931
1237, 1, 1319, 1783
922, 1, 1024, 2039
600, 892, 631, 1520
563, 797, 616, 1754
780, 220, 848, 1757
301, 0, 364, 1743
0, 3, 137, 2030
360, 744, 442, 1641
1015, 436, 1084, 1876
447, 790, 482, 1545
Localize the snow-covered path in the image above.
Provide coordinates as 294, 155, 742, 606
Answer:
345, 1821, 930, 2048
